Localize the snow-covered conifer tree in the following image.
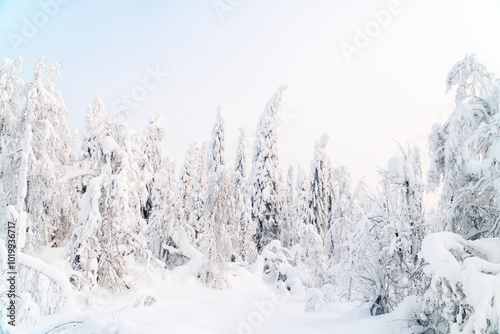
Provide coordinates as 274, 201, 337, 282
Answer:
249, 86, 287, 252
281, 165, 296, 248
177, 143, 198, 242
147, 158, 176, 261
234, 127, 247, 189
232, 129, 256, 262
207, 106, 225, 175
189, 142, 208, 246
295, 167, 313, 243
309, 134, 334, 238
139, 112, 165, 220
324, 166, 359, 299
202, 166, 234, 289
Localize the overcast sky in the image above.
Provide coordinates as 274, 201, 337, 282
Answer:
1, 0, 500, 187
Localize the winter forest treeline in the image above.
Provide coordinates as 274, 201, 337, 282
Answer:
1, 54, 500, 332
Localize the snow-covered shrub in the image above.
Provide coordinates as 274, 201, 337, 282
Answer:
419, 232, 500, 333
304, 288, 328, 313
261, 240, 294, 284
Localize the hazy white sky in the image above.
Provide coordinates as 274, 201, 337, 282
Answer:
1, 0, 500, 186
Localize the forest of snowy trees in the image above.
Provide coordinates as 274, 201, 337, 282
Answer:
1, 54, 500, 333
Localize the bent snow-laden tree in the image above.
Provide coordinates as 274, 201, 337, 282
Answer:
428, 54, 499, 239
66, 99, 147, 292
249, 85, 287, 252
19, 58, 76, 254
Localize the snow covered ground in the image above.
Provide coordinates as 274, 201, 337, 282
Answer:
22, 248, 416, 334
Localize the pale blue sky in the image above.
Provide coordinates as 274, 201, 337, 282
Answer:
1, 0, 500, 186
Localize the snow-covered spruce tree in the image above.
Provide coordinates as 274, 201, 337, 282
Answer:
325, 166, 360, 299
139, 112, 165, 221
428, 54, 497, 238
176, 142, 198, 243
233, 128, 257, 263
249, 85, 287, 252
21, 58, 77, 253
147, 158, 177, 262
188, 141, 208, 247
295, 166, 313, 241
292, 166, 327, 287
281, 165, 296, 248
66, 100, 147, 292
201, 166, 235, 289
234, 128, 247, 189
310, 133, 334, 238
207, 106, 225, 175
325, 166, 354, 258
202, 108, 228, 244
156, 159, 195, 269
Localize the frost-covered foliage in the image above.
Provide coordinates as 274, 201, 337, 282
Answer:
446, 54, 494, 106
201, 167, 234, 289
0, 58, 26, 243
281, 165, 296, 248
260, 240, 294, 284
249, 86, 287, 252
326, 166, 355, 258
207, 107, 226, 175
232, 129, 257, 263
299, 223, 328, 288
419, 232, 500, 334
234, 128, 247, 189
0, 57, 23, 160
17, 252, 76, 325
310, 134, 334, 238
140, 112, 165, 220
67, 101, 147, 292
19, 58, 77, 253
176, 142, 198, 243
147, 158, 177, 261
351, 147, 427, 315
189, 142, 208, 247
326, 167, 364, 300
429, 54, 500, 239
295, 167, 314, 233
